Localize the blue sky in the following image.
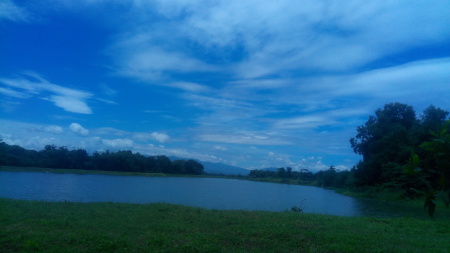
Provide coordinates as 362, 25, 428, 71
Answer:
1, 0, 450, 172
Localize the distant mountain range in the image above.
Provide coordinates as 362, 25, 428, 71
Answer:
168, 156, 249, 175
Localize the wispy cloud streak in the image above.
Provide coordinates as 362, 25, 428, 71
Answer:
0, 72, 93, 114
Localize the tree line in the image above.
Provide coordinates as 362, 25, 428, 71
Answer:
0, 143, 204, 175
249, 166, 354, 188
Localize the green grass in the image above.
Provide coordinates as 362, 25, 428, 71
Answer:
1, 198, 449, 252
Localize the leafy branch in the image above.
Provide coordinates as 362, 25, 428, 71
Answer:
404, 120, 450, 218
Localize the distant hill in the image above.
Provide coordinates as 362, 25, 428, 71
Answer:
168, 156, 249, 175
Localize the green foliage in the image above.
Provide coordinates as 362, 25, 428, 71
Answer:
277, 167, 286, 178
350, 103, 449, 186
184, 159, 204, 175
0, 141, 204, 175
349, 103, 450, 217
350, 103, 419, 186
0, 141, 40, 167
290, 206, 303, 213
290, 199, 306, 213
403, 120, 450, 218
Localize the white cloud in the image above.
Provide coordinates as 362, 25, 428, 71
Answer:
229, 79, 290, 90
275, 116, 330, 130
0, 72, 93, 114
95, 127, 128, 136
0, 0, 30, 22
0, 87, 30, 98
274, 108, 368, 130
100, 84, 117, 97
101, 0, 450, 81
0, 121, 70, 150
133, 144, 225, 164
286, 58, 450, 112
109, 40, 216, 81
312, 160, 328, 171
198, 132, 291, 146
146, 0, 447, 78
69, 123, 89, 136
150, 132, 170, 143
102, 138, 134, 148
44, 125, 64, 134
0, 132, 21, 146
48, 96, 92, 114
168, 82, 211, 93
346, 58, 450, 100
213, 145, 227, 151
133, 132, 170, 143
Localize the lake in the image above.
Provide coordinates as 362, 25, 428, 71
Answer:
0, 171, 431, 217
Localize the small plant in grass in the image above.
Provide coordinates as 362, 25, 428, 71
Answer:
291, 199, 306, 213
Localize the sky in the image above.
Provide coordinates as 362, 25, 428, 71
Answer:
1, 0, 450, 172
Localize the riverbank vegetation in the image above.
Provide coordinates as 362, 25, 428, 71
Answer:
1, 198, 449, 253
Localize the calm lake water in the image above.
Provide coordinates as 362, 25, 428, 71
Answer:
0, 171, 434, 218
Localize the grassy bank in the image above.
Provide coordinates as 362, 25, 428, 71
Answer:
1, 198, 449, 252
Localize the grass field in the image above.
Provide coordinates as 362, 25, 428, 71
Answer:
1, 198, 449, 253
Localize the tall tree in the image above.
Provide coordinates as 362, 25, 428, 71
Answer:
184, 159, 204, 175
172, 160, 186, 174
350, 103, 449, 188
156, 155, 172, 173
416, 105, 450, 144
350, 103, 418, 185
277, 167, 286, 178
